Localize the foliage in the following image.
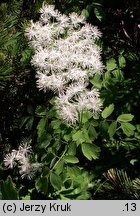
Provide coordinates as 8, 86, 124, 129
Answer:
0, 0, 140, 200
0, 176, 18, 200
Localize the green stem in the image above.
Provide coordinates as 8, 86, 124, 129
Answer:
78, 110, 83, 128
51, 146, 68, 172
93, 179, 108, 197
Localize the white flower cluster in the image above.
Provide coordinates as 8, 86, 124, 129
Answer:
4, 140, 41, 179
25, 3, 103, 124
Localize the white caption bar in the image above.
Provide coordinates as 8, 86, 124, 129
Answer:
0, 200, 139, 216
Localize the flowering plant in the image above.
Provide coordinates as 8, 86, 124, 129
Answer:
4, 139, 41, 179
25, 3, 103, 124
0, 1, 138, 200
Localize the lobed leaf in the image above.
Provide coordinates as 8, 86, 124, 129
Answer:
117, 114, 134, 123
101, 104, 114, 119
81, 143, 101, 160
64, 155, 79, 164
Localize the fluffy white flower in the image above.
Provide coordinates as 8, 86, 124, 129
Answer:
80, 24, 102, 40
67, 68, 87, 81
57, 102, 78, 124
20, 162, 41, 179
36, 72, 49, 92
19, 157, 30, 174
4, 151, 17, 169
37, 73, 66, 92
69, 12, 85, 27
56, 14, 70, 28
65, 81, 87, 99
38, 25, 53, 42
77, 89, 102, 113
18, 141, 32, 157
3, 139, 41, 179
40, 4, 59, 19
25, 4, 104, 124
25, 21, 42, 41
31, 48, 49, 70
55, 92, 69, 106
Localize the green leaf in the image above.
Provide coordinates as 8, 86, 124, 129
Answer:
20, 48, 33, 66
35, 176, 48, 195
130, 159, 138, 165
72, 129, 92, 145
50, 157, 57, 169
121, 122, 136, 136
118, 55, 126, 68
81, 143, 101, 160
35, 106, 47, 116
136, 124, 140, 132
63, 134, 72, 142
100, 121, 109, 134
117, 114, 134, 122
126, 52, 138, 62
54, 160, 64, 175
88, 125, 98, 141
67, 143, 77, 155
112, 69, 124, 81
94, 7, 105, 21
0, 176, 18, 200
64, 155, 79, 164
21, 195, 30, 200
20, 116, 30, 128
67, 166, 81, 178
104, 71, 111, 80
51, 119, 61, 130
90, 119, 99, 127
81, 9, 89, 18
108, 121, 117, 138
37, 117, 47, 138
50, 172, 63, 190
42, 167, 50, 176
101, 104, 114, 119
106, 58, 117, 71
81, 111, 93, 123
25, 117, 34, 130
38, 134, 52, 148
41, 152, 54, 164
90, 73, 102, 89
